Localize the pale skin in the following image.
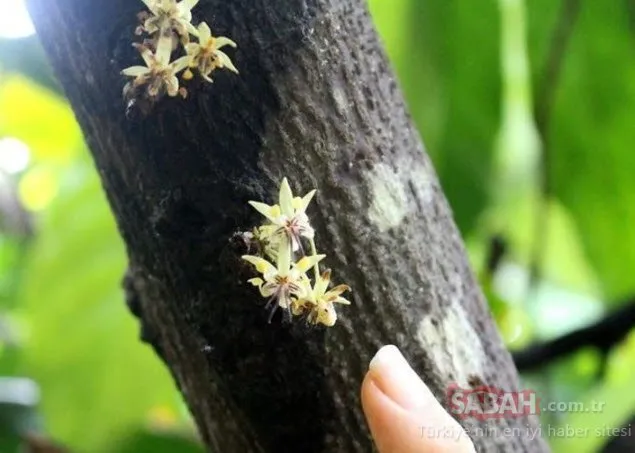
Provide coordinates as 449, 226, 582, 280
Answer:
361, 345, 477, 453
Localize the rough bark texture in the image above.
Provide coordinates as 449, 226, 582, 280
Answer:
27, 0, 550, 452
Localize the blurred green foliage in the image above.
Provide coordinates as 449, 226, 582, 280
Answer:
0, 0, 634, 452
528, 0, 635, 302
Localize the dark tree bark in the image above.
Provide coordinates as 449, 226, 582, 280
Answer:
27, 0, 550, 452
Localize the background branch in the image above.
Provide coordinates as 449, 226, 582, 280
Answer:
513, 298, 635, 372
528, 0, 581, 289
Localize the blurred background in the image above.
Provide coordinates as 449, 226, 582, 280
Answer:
0, 0, 634, 451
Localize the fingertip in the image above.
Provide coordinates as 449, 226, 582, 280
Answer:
362, 372, 413, 453
367, 345, 438, 413
361, 345, 477, 453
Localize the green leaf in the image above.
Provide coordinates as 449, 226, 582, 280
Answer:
528, 0, 635, 302
0, 236, 29, 309
0, 76, 82, 166
114, 430, 203, 453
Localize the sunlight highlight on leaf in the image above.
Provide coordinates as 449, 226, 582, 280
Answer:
18, 165, 58, 211
0, 76, 81, 165
0, 0, 35, 39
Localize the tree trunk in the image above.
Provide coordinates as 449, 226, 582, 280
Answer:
27, 0, 549, 452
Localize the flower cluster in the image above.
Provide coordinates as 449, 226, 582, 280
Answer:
242, 178, 351, 327
122, 0, 238, 100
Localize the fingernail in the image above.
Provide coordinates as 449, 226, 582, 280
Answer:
368, 345, 433, 413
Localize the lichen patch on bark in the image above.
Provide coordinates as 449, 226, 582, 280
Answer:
367, 163, 408, 231
416, 300, 486, 387
367, 160, 435, 232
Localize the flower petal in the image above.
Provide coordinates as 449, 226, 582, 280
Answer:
143, 20, 159, 35
291, 278, 313, 299
300, 225, 315, 239
184, 43, 200, 57
185, 20, 200, 37
141, 0, 160, 15
269, 205, 282, 219
291, 299, 306, 316
276, 239, 292, 275
242, 255, 277, 277
122, 66, 150, 77
197, 21, 212, 43
316, 304, 337, 326
248, 201, 278, 222
314, 269, 331, 296
333, 296, 351, 305
155, 35, 173, 65
279, 178, 294, 217
257, 224, 279, 241
178, 0, 199, 13
166, 75, 180, 96
294, 254, 326, 273
170, 55, 192, 73
247, 277, 264, 287
260, 282, 278, 297
216, 50, 239, 74
327, 284, 350, 298
293, 189, 316, 214
216, 36, 237, 49
278, 294, 292, 309
137, 45, 155, 67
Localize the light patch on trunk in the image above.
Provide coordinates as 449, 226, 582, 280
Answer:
409, 163, 435, 207
367, 161, 435, 232
330, 84, 348, 115
367, 163, 408, 231
416, 301, 485, 387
